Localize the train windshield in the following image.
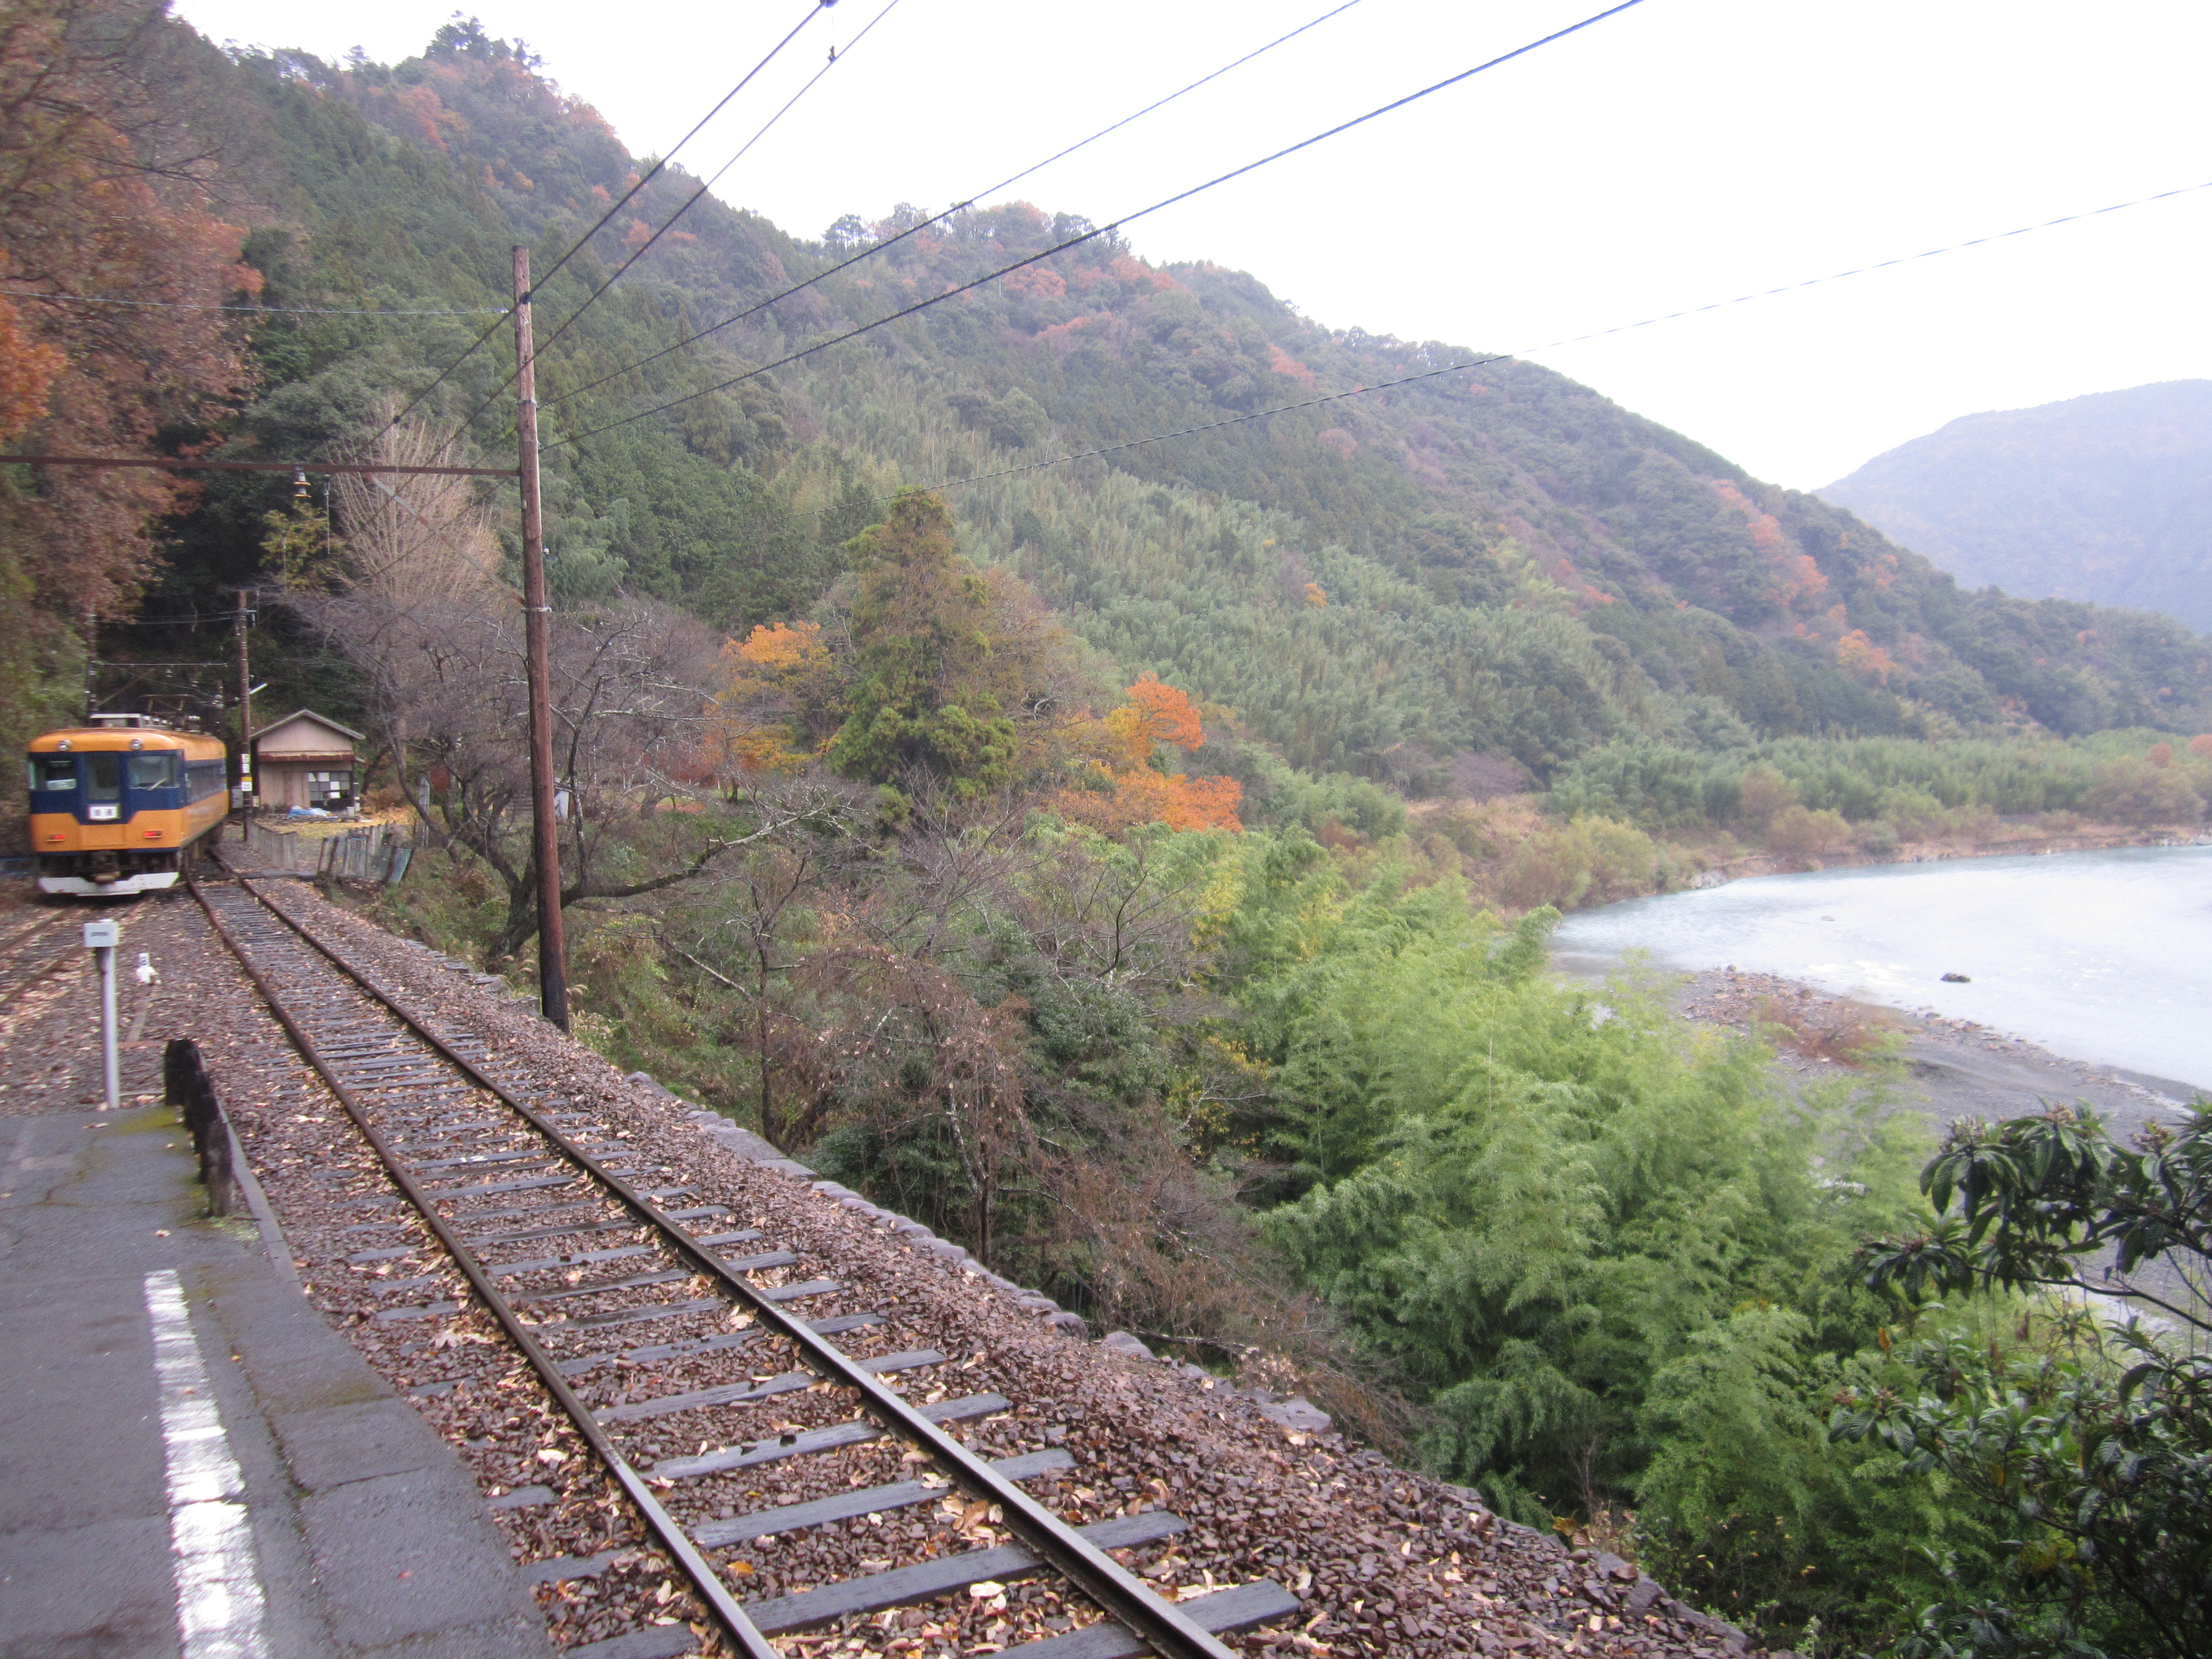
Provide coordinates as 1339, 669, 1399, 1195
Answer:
30, 754, 76, 790
127, 751, 180, 789
83, 753, 121, 800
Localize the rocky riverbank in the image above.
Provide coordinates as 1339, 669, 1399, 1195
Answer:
1677, 964, 2206, 1140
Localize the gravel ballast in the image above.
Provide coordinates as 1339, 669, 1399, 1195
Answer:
7, 876, 1770, 1657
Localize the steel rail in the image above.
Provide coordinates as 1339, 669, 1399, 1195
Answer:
0, 947, 76, 1015
0, 915, 82, 1015
189, 871, 781, 1659
201, 868, 1241, 1659
0, 908, 70, 953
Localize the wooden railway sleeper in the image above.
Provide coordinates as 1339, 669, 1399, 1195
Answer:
192, 873, 787, 1658
199, 868, 1258, 1659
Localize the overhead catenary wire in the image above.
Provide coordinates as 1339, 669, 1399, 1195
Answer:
374, 0, 836, 444
546, 0, 1648, 452
42, 173, 2191, 537
449, 0, 904, 439
893, 177, 2212, 502
538, 0, 1369, 415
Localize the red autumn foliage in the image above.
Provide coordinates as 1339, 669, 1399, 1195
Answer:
1003, 265, 1066, 301
1268, 344, 1317, 390
1836, 629, 1898, 685
0, 0, 259, 629
1123, 674, 1206, 752
1082, 768, 1243, 834
1054, 676, 1242, 835
1714, 480, 1832, 612
1035, 314, 1095, 350
1106, 253, 1179, 293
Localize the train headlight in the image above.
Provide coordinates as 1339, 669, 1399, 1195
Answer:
130, 737, 144, 750
56, 738, 70, 750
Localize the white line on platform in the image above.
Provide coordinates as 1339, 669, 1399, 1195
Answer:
145, 1268, 270, 1658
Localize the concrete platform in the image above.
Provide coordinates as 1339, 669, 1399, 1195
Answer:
0, 1102, 552, 1659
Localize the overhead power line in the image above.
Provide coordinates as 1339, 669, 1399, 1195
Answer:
451, 0, 904, 438
911, 177, 2212, 497
374, 0, 836, 443
1, 288, 505, 316
540, 0, 1369, 414
543, 0, 1648, 452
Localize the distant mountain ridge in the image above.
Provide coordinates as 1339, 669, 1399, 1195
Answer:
1819, 381, 2212, 633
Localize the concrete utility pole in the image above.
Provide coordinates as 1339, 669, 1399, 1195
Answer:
232, 589, 253, 804
513, 247, 569, 1030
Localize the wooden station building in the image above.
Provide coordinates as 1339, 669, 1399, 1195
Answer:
251, 709, 364, 812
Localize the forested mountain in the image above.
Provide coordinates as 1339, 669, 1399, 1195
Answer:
24, 15, 2202, 782
12, 17, 2212, 1653
1820, 381, 2212, 635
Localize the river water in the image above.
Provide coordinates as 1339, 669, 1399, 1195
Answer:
1550, 846, 2212, 1093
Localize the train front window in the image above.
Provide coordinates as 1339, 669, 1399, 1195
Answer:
127, 752, 180, 789
84, 753, 121, 800
31, 755, 76, 790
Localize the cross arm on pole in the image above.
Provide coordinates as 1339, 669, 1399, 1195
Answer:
0, 456, 519, 477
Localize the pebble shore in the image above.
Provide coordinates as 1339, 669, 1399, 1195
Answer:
1676, 965, 2205, 1139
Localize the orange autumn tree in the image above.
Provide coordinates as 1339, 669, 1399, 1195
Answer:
1110, 673, 1205, 758
1058, 674, 1242, 833
705, 621, 838, 778
0, 0, 259, 604
1835, 628, 1898, 685
1, 0, 260, 804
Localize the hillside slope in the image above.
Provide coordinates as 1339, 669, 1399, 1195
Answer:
1820, 380, 2212, 634
137, 23, 2212, 774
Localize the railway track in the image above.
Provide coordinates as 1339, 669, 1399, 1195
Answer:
189, 866, 1298, 1659
0, 906, 87, 1017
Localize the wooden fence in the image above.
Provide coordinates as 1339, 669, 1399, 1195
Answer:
240, 816, 414, 883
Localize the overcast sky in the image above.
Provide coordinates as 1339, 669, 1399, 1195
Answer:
173, 0, 2211, 490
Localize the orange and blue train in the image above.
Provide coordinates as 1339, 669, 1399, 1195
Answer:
27, 717, 230, 896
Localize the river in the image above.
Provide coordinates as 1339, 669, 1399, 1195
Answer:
1550, 845, 2212, 1093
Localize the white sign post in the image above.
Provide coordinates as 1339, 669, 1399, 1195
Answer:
83, 919, 119, 1111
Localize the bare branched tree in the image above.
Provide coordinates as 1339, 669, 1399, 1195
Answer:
295, 422, 818, 956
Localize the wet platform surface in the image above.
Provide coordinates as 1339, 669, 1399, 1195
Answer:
0, 979, 551, 1657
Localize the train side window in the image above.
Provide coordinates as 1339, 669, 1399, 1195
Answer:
128, 751, 181, 789
31, 755, 76, 790
84, 754, 121, 799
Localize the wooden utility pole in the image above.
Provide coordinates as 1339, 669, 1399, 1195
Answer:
232, 589, 253, 802
513, 247, 569, 1030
